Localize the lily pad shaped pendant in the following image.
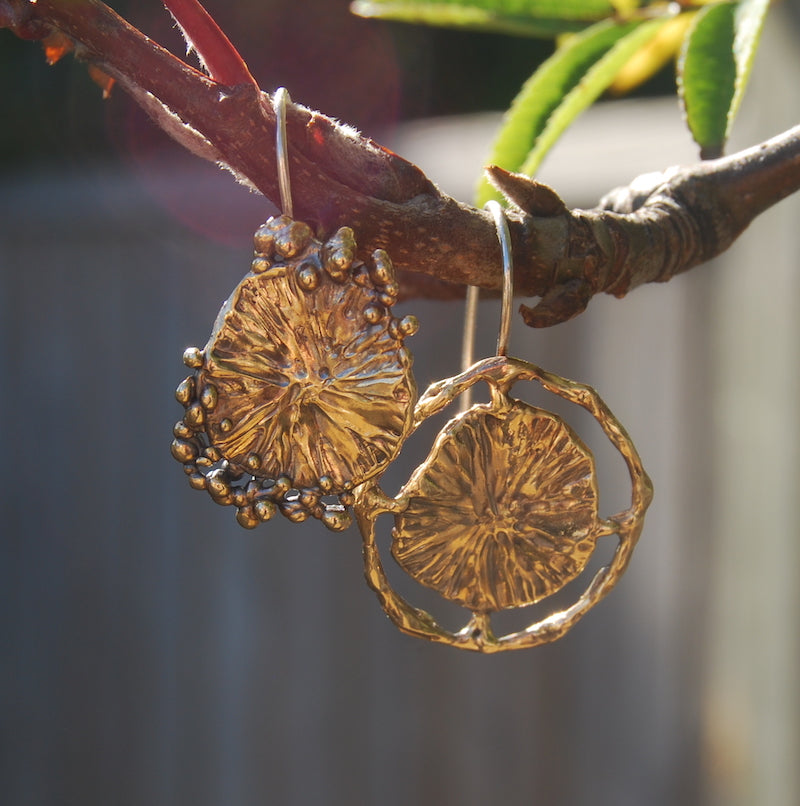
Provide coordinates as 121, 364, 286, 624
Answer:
353, 202, 652, 652
172, 215, 418, 531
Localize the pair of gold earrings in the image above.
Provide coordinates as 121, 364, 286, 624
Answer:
171, 89, 653, 652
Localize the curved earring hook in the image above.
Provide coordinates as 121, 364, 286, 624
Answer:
484, 200, 513, 358
459, 201, 513, 412
273, 87, 293, 217
460, 285, 479, 373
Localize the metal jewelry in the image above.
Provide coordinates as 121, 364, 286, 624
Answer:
171, 89, 418, 531
170, 86, 652, 651
353, 201, 653, 651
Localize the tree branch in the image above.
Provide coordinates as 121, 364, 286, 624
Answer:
3, 0, 800, 326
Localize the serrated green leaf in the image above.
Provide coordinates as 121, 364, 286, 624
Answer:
678, 2, 737, 158
351, 0, 618, 38
677, 0, 771, 158
729, 0, 771, 127
476, 15, 669, 205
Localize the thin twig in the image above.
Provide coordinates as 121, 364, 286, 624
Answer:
162, 0, 257, 87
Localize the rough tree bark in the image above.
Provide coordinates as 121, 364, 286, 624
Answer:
3, 0, 799, 326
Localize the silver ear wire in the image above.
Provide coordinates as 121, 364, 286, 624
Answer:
459, 284, 479, 413
273, 87, 293, 217
461, 285, 479, 375
484, 200, 513, 358
459, 201, 513, 412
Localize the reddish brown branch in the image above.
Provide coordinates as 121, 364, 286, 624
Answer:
3, 0, 800, 326
163, 0, 257, 87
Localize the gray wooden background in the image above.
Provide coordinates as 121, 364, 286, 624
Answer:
1, 12, 798, 806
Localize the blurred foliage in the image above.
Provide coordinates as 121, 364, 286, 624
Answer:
354, 0, 772, 203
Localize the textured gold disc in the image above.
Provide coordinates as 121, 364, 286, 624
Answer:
392, 400, 598, 611
199, 250, 414, 488
172, 215, 418, 530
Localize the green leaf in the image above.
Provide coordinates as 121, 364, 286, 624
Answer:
350, 0, 619, 38
729, 0, 771, 130
476, 15, 669, 205
678, 2, 737, 159
678, 0, 770, 158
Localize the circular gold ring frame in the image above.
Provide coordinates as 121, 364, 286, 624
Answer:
353, 354, 653, 653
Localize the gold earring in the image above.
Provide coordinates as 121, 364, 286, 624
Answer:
171, 89, 419, 531
354, 201, 653, 651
